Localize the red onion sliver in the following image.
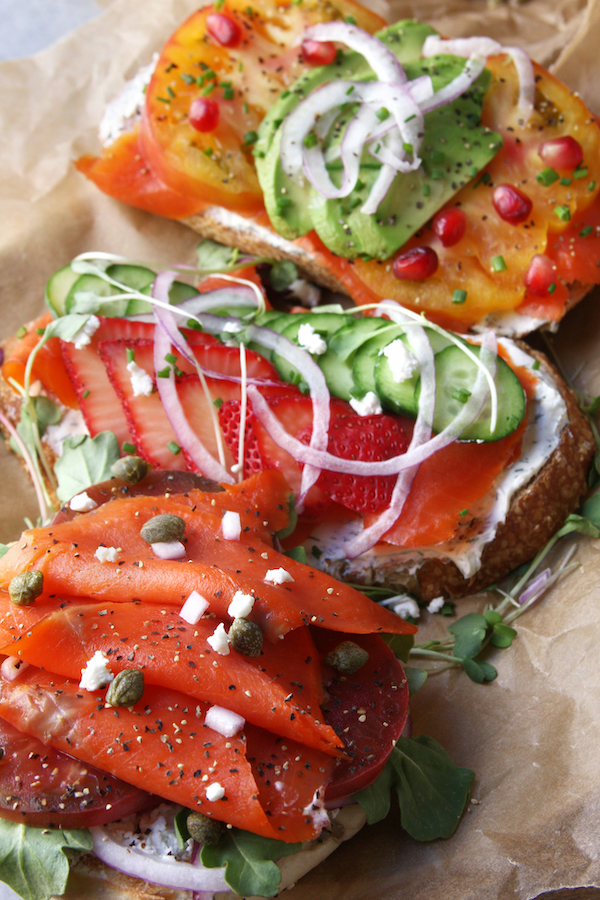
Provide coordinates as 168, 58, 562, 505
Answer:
205, 705, 245, 738
0, 657, 29, 682
90, 827, 228, 893
518, 568, 552, 606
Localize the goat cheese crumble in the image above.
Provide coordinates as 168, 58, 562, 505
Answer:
298, 322, 327, 355
127, 359, 154, 397
94, 546, 121, 563
350, 390, 383, 416
69, 491, 98, 512
79, 650, 114, 691
382, 339, 418, 383
227, 590, 255, 618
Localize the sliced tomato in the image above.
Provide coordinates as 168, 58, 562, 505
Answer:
314, 631, 409, 801
0, 716, 155, 828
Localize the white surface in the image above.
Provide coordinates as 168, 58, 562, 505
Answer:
0, 0, 103, 60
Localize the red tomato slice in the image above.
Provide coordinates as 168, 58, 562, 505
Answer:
314, 631, 409, 801
139, 0, 386, 212
0, 715, 154, 828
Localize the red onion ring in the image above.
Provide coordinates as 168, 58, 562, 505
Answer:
90, 827, 229, 893
302, 22, 408, 84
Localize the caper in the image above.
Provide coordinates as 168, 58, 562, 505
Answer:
110, 455, 150, 484
105, 669, 145, 707
228, 618, 263, 657
140, 514, 185, 544
325, 641, 369, 675
8, 570, 43, 606
186, 812, 224, 847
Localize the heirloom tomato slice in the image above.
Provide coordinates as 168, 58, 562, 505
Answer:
140, 0, 386, 213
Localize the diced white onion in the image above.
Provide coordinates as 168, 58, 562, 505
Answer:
221, 510, 242, 541
205, 705, 245, 738
0, 657, 29, 682
179, 590, 210, 624
151, 541, 186, 560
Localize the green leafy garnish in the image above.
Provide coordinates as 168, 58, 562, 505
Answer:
54, 431, 120, 501
355, 736, 474, 841
196, 240, 241, 273
269, 260, 298, 292
0, 821, 91, 900
200, 829, 301, 898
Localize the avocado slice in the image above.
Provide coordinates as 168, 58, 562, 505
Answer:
255, 20, 502, 260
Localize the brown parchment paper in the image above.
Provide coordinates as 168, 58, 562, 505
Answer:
1, 1, 600, 899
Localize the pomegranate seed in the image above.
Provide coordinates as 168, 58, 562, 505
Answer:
492, 184, 533, 225
189, 97, 220, 132
392, 246, 439, 281
206, 13, 242, 48
524, 254, 556, 296
431, 207, 466, 247
538, 135, 583, 170
301, 39, 337, 66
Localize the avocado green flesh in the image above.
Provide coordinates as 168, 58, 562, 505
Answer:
255, 19, 502, 260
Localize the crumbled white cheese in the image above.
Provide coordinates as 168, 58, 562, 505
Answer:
44, 408, 89, 457
127, 360, 154, 397
349, 390, 383, 417
99, 55, 159, 146
79, 650, 114, 691
207, 623, 231, 655
391, 596, 420, 620
297, 322, 327, 355
227, 590, 255, 618
94, 546, 121, 563
73, 315, 101, 350
427, 596, 445, 614
264, 567, 294, 585
104, 803, 193, 862
302, 789, 330, 831
382, 339, 418, 383
221, 321, 245, 333
206, 782, 226, 802
221, 510, 242, 541
69, 491, 98, 512
180, 590, 210, 624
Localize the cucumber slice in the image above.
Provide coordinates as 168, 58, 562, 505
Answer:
328, 317, 390, 361
374, 339, 420, 416
352, 324, 406, 396
64, 274, 131, 317
424, 344, 526, 441
246, 312, 293, 359
272, 313, 352, 385
318, 347, 356, 401
45, 265, 80, 317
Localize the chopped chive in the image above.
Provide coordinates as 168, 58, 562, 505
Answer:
459, 508, 469, 517
203, 147, 213, 156
452, 388, 471, 403
548, 282, 557, 294
344, 15, 357, 23
403, 142, 413, 154
155, 96, 171, 104
303, 132, 318, 149
243, 130, 258, 145
431, 168, 444, 180
536, 167, 559, 186
404, 113, 416, 123
532, 359, 541, 370
205, 69, 216, 80
589, 181, 597, 191
238, 61, 243, 72
167, 441, 182, 455
16, 326, 27, 338
422, 184, 431, 197
574, 166, 588, 180
213, 397, 224, 409
346, 86, 355, 96
156, 366, 171, 378
243, 101, 249, 114
491, 255, 507, 272
580, 225, 594, 238
554, 205, 571, 222
181, 74, 194, 84
376, 107, 390, 122
122, 442, 136, 454
202, 83, 215, 96
166, 86, 175, 98
36, 327, 46, 335
164, 353, 178, 364
223, 87, 235, 100
560, 177, 572, 186
126, 348, 135, 363
452, 289, 467, 304
82, 390, 90, 399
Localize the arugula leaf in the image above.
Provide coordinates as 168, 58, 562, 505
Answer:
404, 665, 428, 696
200, 829, 301, 898
355, 735, 474, 841
196, 240, 241, 273
0, 821, 91, 900
448, 612, 488, 659
54, 431, 120, 501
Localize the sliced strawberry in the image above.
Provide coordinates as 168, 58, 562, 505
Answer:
99, 338, 187, 470
305, 413, 409, 514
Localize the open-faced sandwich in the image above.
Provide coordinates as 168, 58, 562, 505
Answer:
0, 257, 594, 603
76, 0, 600, 335
0, 466, 476, 900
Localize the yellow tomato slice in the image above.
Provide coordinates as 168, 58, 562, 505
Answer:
140, 0, 386, 214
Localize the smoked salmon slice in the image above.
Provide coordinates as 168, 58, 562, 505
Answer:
0, 602, 343, 757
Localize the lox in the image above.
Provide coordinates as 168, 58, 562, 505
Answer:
76, 0, 600, 334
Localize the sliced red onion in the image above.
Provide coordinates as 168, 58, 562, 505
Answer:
245, 323, 331, 507
205, 705, 245, 738
303, 22, 408, 84
518, 568, 551, 606
0, 657, 29, 682
221, 510, 242, 540
421, 34, 534, 119
151, 540, 186, 560
90, 827, 228, 893
152, 274, 234, 485
180, 590, 210, 624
